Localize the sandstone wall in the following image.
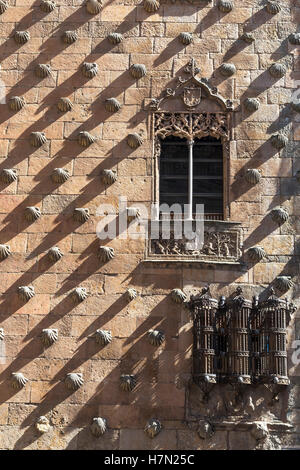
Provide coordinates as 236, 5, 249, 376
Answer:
0, 0, 299, 450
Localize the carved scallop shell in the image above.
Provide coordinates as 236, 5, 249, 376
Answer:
30, 131, 47, 147
198, 421, 214, 440
266, 1, 281, 14
98, 246, 115, 262
48, 246, 64, 261
102, 169, 117, 185
11, 372, 28, 390
18, 285, 35, 302
218, 0, 233, 13
107, 32, 123, 44
40, 0, 56, 12
86, 0, 103, 14
120, 374, 137, 392
289, 33, 300, 45
247, 246, 266, 262
271, 133, 288, 149
127, 133, 144, 149
9, 96, 26, 111
143, 0, 160, 13
57, 97, 73, 112
65, 372, 84, 391
14, 31, 30, 45
0, 328, 4, 341
241, 32, 255, 43
244, 98, 260, 112
73, 207, 90, 223
24, 206, 41, 222
269, 63, 286, 78
126, 288, 137, 302
179, 32, 193, 45
245, 168, 261, 184
95, 329, 112, 346
274, 276, 294, 292
90, 417, 107, 437
220, 63, 236, 77
41, 328, 58, 346
0, 0, 8, 15
171, 288, 186, 304
72, 287, 88, 303
291, 102, 300, 113
36, 416, 50, 434
62, 30, 78, 44
130, 63, 147, 79
144, 419, 162, 439
147, 329, 165, 346
51, 168, 70, 184
78, 131, 96, 147
127, 207, 140, 223
82, 62, 98, 78
0, 244, 11, 260
0, 169, 17, 184
105, 97, 121, 113
35, 64, 51, 78
270, 207, 289, 224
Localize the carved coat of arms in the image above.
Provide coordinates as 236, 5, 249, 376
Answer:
182, 86, 202, 108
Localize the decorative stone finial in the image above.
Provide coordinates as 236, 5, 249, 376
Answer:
245, 168, 261, 184
105, 98, 121, 113
0, 328, 4, 341
62, 30, 78, 44
9, 96, 26, 111
270, 207, 289, 224
247, 246, 266, 262
41, 328, 58, 347
240, 32, 255, 43
90, 417, 107, 437
82, 62, 98, 78
218, 0, 233, 13
18, 285, 35, 302
171, 288, 186, 304
73, 208, 90, 223
102, 169, 117, 185
72, 287, 88, 303
269, 63, 286, 78
35, 64, 51, 78
244, 98, 260, 112
220, 63, 236, 77
86, 0, 103, 14
95, 329, 112, 346
126, 288, 137, 302
144, 419, 162, 438
120, 374, 137, 392
0, 0, 8, 14
51, 168, 70, 183
30, 131, 47, 147
147, 329, 165, 346
40, 0, 56, 12
107, 32, 123, 44
127, 133, 144, 149
65, 372, 84, 390
143, 0, 160, 13
130, 64, 147, 79
0, 244, 11, 260
78, 131, 96, 147
179, 32, 193, 45
266, 1, 281, 14
198, 420, 214, 440
11, 372, 28, 389
289, 33, 300, 46
0, 168, 18, 183
271, 133, 288, 149
274, 276, 294, 292
24, 206, 41, 222
57, 97, 73, 112
48, 246, 64, 261
36, 416, 51, 434
98, 246, 115, 262
14, 31, 30, 44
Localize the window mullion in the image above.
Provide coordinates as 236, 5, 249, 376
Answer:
187, 138, 194, 220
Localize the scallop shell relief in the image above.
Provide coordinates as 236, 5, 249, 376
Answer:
72, 287, 88, 303
105, 98, 121, 113
62, 30, 78, 44
102, 169, 117, 185
143, 0, 160, 13
18, 285, 35, 302
126, 288, 137, 302
171, 288, 186, 304
82, 62, 98, 78
0, 169, 18, 183
130, 64, 147, 79
24, 206, 41, 222
51, 168, 70, 183
40, 0, 56, 13
9, 96, 26, 111
65, 373, 84, 391
73, 208, 90, 223
120, 374, 137, 392
147, 329, 165, 346
144, 419, 162, 438
0, 1, 8, 15
57, 97, 73, 112
86, 0, 103, 14
11, 372, 28, 390
98, 246, 115, 262
78, 131, 96, 147
14, 31, 30, 44
48, 246, 64, 261
0, 244, 11, 260
30, 132, 47, 148
0, 328, 4, 341
107, 32, 123, 44
95, 329, 112, 346
35, 64, 52, 78
90, 417, 107, 437
274, 276, 294, 292
41, 328, 58, 347
127, 133, 144, 149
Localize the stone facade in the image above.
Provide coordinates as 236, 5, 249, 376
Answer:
0, 0, 299, 450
